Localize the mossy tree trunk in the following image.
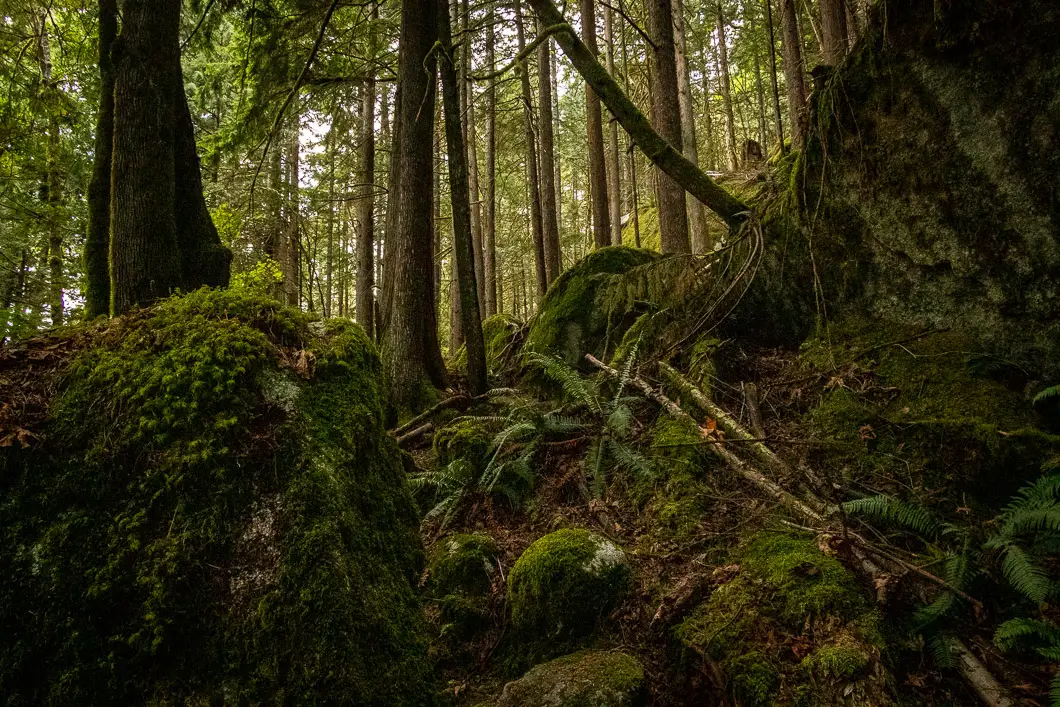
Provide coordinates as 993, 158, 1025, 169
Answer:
764, 0, 787, 151
439, 0, 488, 395
780, 0, 808, 145
85, 0, 117, 319
602, 3, 623, 246
537, 20, 563, 284
715, 2, 738, 171
819, 0, 848, 65
647, 0, 691, 253
673, 0, 709, 253
356, 3, 378, 339
382, 0, 449, 411
526, 0, 749, 228
579, 0, 612, 250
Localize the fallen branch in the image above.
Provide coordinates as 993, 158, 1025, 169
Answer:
397, 423, 434, 447
950, 638, 1015, 707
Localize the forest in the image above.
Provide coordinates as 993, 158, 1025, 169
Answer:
1, 0, 1058, 704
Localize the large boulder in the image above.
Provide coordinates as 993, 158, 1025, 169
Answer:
496, 651, 647, 707
804, 0, 1060, 371
0, 289, 435, 705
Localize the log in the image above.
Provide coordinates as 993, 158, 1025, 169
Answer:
397, 422, 434, 447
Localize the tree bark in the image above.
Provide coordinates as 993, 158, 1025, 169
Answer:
780, 0, 808, 145
715, 2, 738, 171
526, 0, 750, 227
382, 0, 449, 411
672, 0, 709, 253
37, 16, 63, 325
646, 0, 691, 253
439, 0, 488, 394
462, 0, 486, 318
484, 12, 499, 314
764, 0, 786, 151
748, 9, 769, 149
579, 0, 611, 249
109, 0, 183, 314
537, 19, 562, 284
819, 0, 848, 66
602, 2, 622, 246
618, 0, 640, 247
85, 0, 117, 319
356, 11, 377, 338
280, 120, 301, 306
514, 0, 548, 300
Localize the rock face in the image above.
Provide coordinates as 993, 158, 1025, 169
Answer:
496, 651, 647, 707
805, 0, 1060, 371
0, 290, 435, 705
507, 529, 631, 654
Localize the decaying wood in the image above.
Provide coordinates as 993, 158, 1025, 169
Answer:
743, 382, 767, 439
950, 638, 1015, 707
397, 422, 434, 447
393, 395, 472, 437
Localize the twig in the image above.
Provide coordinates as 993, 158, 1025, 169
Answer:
397, 422, 434, 447
394, 395, 472, 436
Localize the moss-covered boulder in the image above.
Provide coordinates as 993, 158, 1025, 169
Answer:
525, 246, 659, 367
0, 289, 435, 705
803, 0, 1060, 372
428, 533, 499, 638
455, 313, 523, 377
508, 529, 632, 650
495, 651, 647, 707
675, 533, 889, 706
433, 417, 497, 472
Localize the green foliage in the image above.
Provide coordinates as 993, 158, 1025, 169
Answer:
994, 618, 1060, 705
841, 495, 948, 539
495, 650, 646, 707
507, 529, 631, 659
0, 290, 435, 704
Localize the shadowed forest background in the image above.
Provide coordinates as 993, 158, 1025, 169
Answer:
1, 0, 1060, 705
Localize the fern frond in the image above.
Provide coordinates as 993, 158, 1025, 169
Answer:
842, 495, 943, 538
540, 413, 586, 436
996, 541, 1051, 603
912, 589, 959, 631
926, 633, 959, 669
994, 618, 1060, 652
527, 352, 600, 413
585, 438, 607, 499
1034, 384, 1060, 405
607, 439, 656, 481
998, 507, 1060, 537
999, 473, 1060, 516
1049, 671, 1060, 707
605, 403, 634, 439
612, 336, 640, 408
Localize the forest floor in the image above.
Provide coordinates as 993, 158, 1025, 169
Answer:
402, 327, 1054, 706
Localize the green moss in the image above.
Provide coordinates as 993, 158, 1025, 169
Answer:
496, 650, 646, 707
429, 533, 498, 597
0, 289, 436, 705
728, 651, 780, 706
456, 313, 522, 376
433, 418, 496, 471
802, 638, 872, 680
638, 418, 714, 541
508, 529, 631, 649
524, 246, 659, 367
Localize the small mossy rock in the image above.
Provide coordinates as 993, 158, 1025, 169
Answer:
0, 289, 435, 705
495, 651, 647, 707
456, 313, 523, 376
433, 417, 496, 471
637, 418, 714, 541
429, 533, 499, 597
675, 533, 890, 706
508, 529, 632, 646
525, 246, 659, 367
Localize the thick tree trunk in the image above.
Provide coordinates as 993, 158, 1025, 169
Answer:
715, 2, 738, 171
672, 0, 709, 253
619, 0, 640, 247
382, 0, 449, 411
579, 0, 611, 249
356, 20, 377, 338
537, 20, 562, 284
780, 0, 808, 145
764, 0, 786, 151
484, 15, 499, 313
820, 0, 848, 65
37, 17, 63, 325
602, 3, 622, 246
280, 122, 301, 306
439, 0, 487, 394
515, 0, 548, 300
646, 0, 691, 253
109, 0, 183, 314
461, 0, 486, 318
85, 0, 117, 319
749, 10, 769, 149
526, 0, 749, 227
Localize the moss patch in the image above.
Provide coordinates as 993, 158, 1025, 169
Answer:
496, 650, 647, 707
433, 417, 497, 472
508, 529, 632, 656
0, 289, 435, 705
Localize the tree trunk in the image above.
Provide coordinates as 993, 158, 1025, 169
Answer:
672, 0, 709, 253
37, 16, 63, 325
484, 14, 499, 313
357, 14, 377, 338
602, 2, 622, 246
514, 0, 548, 300
461, 0, 486, 318
647, 0, 691, 253
537, 19, 562, 284
820, 0, 848, 66
619, 0, 640, 247
382, 0, 449, 411
579, 0, 611, 249
281, 120, 301, 306
439, 0, 487, 394
85, 0, 117, 318
780, 0, 808, 145
526, 0, 749, 227
749, 9, 769, 149
764, 0, 786, 151
109, 0, 183, 314
715, 2, 738, 171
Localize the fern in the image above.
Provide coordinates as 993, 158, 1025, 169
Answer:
1035, 384, 1060, 405
842, 495, 944, 538
985, 540, 1052, 603
527, 352, 600, 413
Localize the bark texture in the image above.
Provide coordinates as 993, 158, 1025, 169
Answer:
579, 0, 611, 249
515, 0, 548, 299
85, 0, 117, 319
537, 21, 562, 284
780, 0, 808, 144
356, 12, 378, 339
